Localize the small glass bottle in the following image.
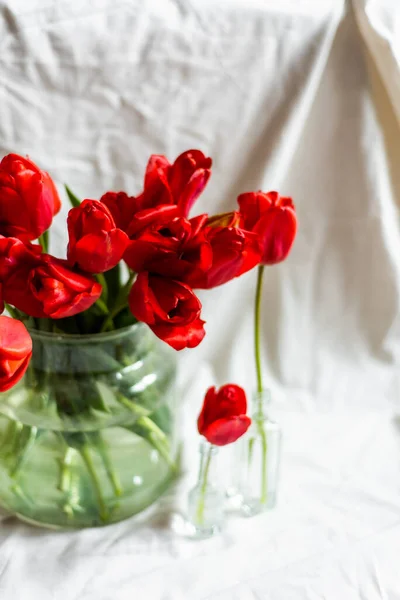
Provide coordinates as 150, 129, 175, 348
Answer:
236, 390, 281, 517
187, 442, 224, 538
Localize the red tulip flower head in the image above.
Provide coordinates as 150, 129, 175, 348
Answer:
67, 200, 129, 273
5, 255, 102, 319
238, 191, 297, 265
129, 273, 205, 350
140, 150, 212, 218
0, 316, 32, 392
186, 212, 261, 289
124, 213, 213, 282
100, 150, 211, 235
197, 384, 251, 446
0, 154, 61, 241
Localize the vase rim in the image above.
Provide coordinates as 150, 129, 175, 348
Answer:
28, 321, 145, 344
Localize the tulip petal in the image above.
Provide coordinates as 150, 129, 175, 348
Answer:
255, 206, 297, 265
151, 317, 205, 350
0, 316, 32, 392
202, 415, 251, 446
197, 386, 217, 436
72, 229, 128, 273
0, 316, 32, 360
0, 154, 60, 241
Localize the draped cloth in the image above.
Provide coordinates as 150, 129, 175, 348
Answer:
0, 1, 399, 598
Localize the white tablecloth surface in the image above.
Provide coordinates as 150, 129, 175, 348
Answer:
1, 1, 400, 598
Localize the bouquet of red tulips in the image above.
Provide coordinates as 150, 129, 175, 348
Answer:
0, 149, 296, 527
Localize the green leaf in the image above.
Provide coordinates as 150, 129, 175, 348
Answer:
93, 298, 109, 316
113, 307, 137, 330
95, 273, 108, 305
65, 185, 81, 208
4, 303, 19, 319
104, 263, 121, 308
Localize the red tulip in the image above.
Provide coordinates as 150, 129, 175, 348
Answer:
67, 200, 129, 273
124, 213, 212, 282
0, 154, 61, 241
100, 191, 144, 231
0, 237, 42, 314
125, 205, 180, 239
238, 191, 297, 265
197, 384, 251, 446
129, 273, 205, 350
187, 218, 261, 289
0, 316, 32, 392
5, 255, 102, 319
140, 150, 212, 217
0, 236, 42, 282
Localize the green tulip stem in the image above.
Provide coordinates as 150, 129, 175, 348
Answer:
254, 265, 265, 398
38, 231, 49, 253
80, 444, 109, 522
58, 446, 74, 493
253, 264, 268, 505
94, 433, 123, 497
95, 273, 108, 304
115, 393, 177, 471
9, 425, 38, 478
0, 420, 21, 454
196, 444, 213, 525
94, 298, 109, 315
100, 272, 135, 332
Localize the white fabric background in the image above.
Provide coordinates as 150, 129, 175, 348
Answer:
1, 0, 400, 598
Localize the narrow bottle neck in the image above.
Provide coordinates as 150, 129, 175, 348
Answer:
252, 389, 271, 421
198, 442, 218, 485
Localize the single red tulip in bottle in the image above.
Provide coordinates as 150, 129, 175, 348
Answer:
233, 190, 297, 514
187, 384, 251, 538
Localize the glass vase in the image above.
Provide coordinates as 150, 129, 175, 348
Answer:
0, 323, 178, 528
187, 442, 224, 538
236, 390, 281, 517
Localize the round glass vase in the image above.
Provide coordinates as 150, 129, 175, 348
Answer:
0, 323, 178, 529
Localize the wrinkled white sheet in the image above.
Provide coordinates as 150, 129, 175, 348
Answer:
354, 0, 400, 125
1, 0, 400, 598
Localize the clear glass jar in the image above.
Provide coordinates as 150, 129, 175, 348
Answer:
0, 323, 178, 528
235, 390, 281, 517
187, 442, 224, 538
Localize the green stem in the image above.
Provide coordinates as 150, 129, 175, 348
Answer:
147, 430, 178, 473
137, 415, 177, 472
259, 419, 268, 504
116, 393, 151, 418
38, 231, 49, 253
196, 445, 213, 525
58, 446, 74, 492
117, 394, 177, 471
254, 265, 265, 397
253, 264, 268, 504
94, 433, 123, 497
95, 272, 108, 305
9, 425, 38, 478
0, 420, 20, 454
80, 444, 109, 522
100, 272, 135, 332
94, 298, 109, 315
